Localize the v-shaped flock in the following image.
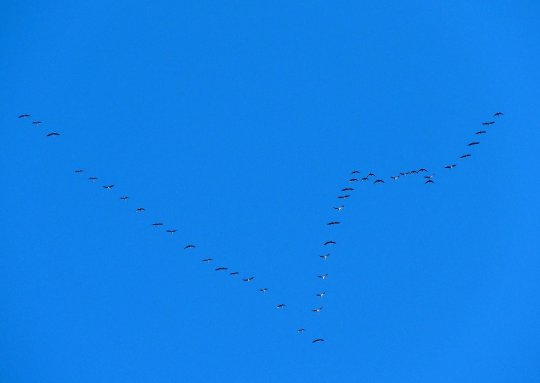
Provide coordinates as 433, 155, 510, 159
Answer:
17, 111, 504, 344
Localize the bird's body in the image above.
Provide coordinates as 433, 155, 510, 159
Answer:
32, 121, 42, 125
103, 185, 114, 189
468, 142, 480, 146
316, 292, 326, 298
136, 207, 146, 212
323, 241, 336, 246
444, 164, 457, 169
318, 274, 329, 280
215, 267, 228, 271
374, 179, 385, 184
152, 222, 164, 226
166, 229, 177, 234
460, 154, 471, 159
46, 132, 60, 137
230, 271, 239, 276
361, 177, 369, 181
18, 114, 30, 118
297, 328, 305, 333
351, 170, 360, 174
276, 304, 286, 309
425, 180, 435, 184
74, 169, 84, 173
312, 338, 325, 343
184, 244, 196, 250
320, 254, 330, 260
312, 307, 323, 313
390, 176, 399, 180
120, 196, 129, 200
349, 178, 359, 182
342, 187, 354, 191
333, 206, 344, 211
494, 112, 504, 117
418, 168, 428, 173
202, 258, 213, 263
88, 177, 98, 181
327, 221, 340, 225
482, 121, 495, 126
337, 195, 350, 199
243, 277, 254, 282
475, 130, 487, 135
259, 288, 268, 293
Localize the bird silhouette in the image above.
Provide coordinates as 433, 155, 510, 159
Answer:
318, 274, 329, 280
166, 229, 177, 234
202, 258, 213, 263
320, 254, 330, 260
259, 288, 268, 293
475, 130, 487, 135
215, 267, 228, 271
327, 221, 340, 225
312, 307, 323, 313
374, 179, 385, 184
276, 304, 286, 309
119, 196, 129, 200
46, 132, 60, 137
333, 206, 344, 211
152, 222, 164, 226
337, 195, 350, 199
243, 277, 255, 282
135, 207, 146, 212
494, 112, 504, 117
468, 142, 480, 146
316, 292, 326, 298
184, 244, 196, 250
103, 185, 114, 189
444, 164, 457, 169
312, 338, 325, 343
482, 121, 495, 126
460, 154, 471, 159
18, 114, 30, 118
323, 241, 336, 246
74, 169, 84, 173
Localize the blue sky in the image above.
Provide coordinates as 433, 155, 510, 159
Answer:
1, 1, 540, 382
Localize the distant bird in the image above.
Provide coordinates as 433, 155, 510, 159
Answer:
32, 121, 42, 125
202, 258, 213, 263
276, 304, 286, 309
135, 207, 146, 212
410, 170, 418, 174
333, 206, 344, 211
312, 307, 323, 313
327, 221, 340, 226
342, 187, 354, 191
184, 244, 196, 250
460, 154, 471, 159
312, 338, 325, 343
152, 222, 164, 226
120, 196, 129, 200
475, 130, 487, 135
88, 177, 98, 181
46, 132, 60, 137
320, 254, 330, 260
482, 121, 495, 126
316, 292, 326, 298
390, 176, 399, 180
349, 178, 359, 182
494, 112, 504, 117
424, 175, 434, 179
103, 185, 114, 189
425, 180, 435, 184
418, 168, 428, 172
215, 267, 228, 271
318, 274, 329, 280
444, 164, 457, 169
468, 142, 480, 146
166, 229, 177, 234
351, 170, 360, 174
323, 241, 336, 246
374, 179, 385, 184
337, 195, 350, 199
230, 271, 239, 276
361, 177, 369, 181
297, 328, 305, 333
74, 169, 84, 173
259, 288, 268, 293
367, 173, 376, 177
18, 114, 30, 118
243, 277, 255, 282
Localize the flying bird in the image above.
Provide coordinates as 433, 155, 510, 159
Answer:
312, 307, 323, 313
351, 170, 360, 174
152, 222, 164, 226
390, 176, 399, 180
367, 173, 376, 177
424, 175, 434, 179
418, 168, 428, 172
103, 185, 114, 189
341, 187, 354, 191
74, 169, 84, 173
318, 274, 329, 280
333, 206, 344, 211
425, 180, 435, 184
460, 154, 471, 159
323, 241, 336, 246
349, 178, 359, 182
215, 267, 228, 271
276, 304, 286, 309
297, 328, 305, 333
32, 121, 42, 125
361, 177, 369, 181
18, 114, 30, 118
312, 338, 325, 343
136, 207, 146, 212
259, 288, 268, 293
444, 164, 457, 169
202, 258, 213, 263
243, 277, 255, 282
166, 229, 177, 234
119, 196, 129, 200
230, 271, 239, 276
320, 254, 330, 260
374, 179, 385, 184
46, 132, 60, 137
88, 177, 98, 181
337, 195, 350, 199
494, 112, 504, 117
316, 292, 326, 298
475, 130, 487, 135
184, 244, 195, 249
327, 221, 340, 225
468, 142, 480, 146
482, 121, 495, 126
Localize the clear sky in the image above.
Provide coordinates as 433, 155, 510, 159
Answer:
1, 1, 540, 382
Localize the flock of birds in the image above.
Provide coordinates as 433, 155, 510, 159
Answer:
17, 111, 504, 344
